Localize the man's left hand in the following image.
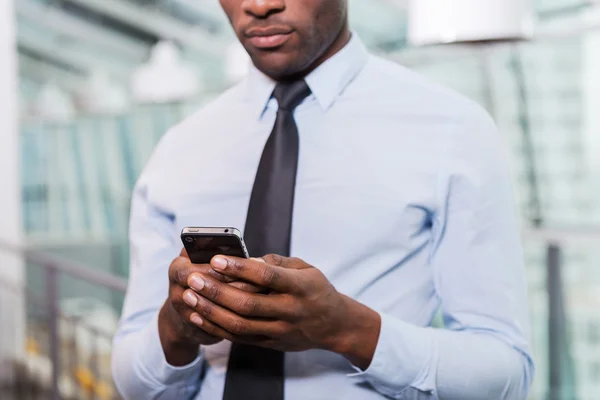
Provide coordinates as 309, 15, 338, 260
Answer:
181, 254, 381, 370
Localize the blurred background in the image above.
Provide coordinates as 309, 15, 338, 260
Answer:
0, 0, 599, 399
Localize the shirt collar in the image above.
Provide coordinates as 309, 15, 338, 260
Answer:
245, 32, 369, 119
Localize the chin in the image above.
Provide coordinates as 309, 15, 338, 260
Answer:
250, 52, 307, 81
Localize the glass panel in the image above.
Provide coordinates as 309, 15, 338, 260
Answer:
407, 34, 600, 228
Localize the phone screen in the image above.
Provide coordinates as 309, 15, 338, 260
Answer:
183, 234, 248, 264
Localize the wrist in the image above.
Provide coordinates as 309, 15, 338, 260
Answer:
330, 295, 381, 370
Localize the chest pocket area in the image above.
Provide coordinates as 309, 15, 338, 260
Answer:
291, 175, 433, 269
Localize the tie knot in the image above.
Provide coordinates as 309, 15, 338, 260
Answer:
273, 80, 311, 111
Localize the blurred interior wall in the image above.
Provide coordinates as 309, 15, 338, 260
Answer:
0, 0, 25, 377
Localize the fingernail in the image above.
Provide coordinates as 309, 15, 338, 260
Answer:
190, 314, 203, 326
212, 256, 227, 271
183, 291, 198, 307
189, 274, 205, 291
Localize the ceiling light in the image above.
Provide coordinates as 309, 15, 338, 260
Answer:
408, 0, 535, 45
76, 71, 131, 115
32, 83, 75, 123
131, 41, 201, 104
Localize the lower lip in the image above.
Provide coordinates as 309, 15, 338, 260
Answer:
249, 33, 292, 49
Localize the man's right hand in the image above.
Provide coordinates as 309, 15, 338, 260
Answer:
158, 248, 263, 366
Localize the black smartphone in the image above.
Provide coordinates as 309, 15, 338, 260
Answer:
181, 227, 249, 264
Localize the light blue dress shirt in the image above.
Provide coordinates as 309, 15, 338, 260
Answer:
112, 34, 534, 400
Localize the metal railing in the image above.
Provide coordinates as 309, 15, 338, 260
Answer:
0, 240, 127, 400
522, 227, 600, 400
1, 228, 600, 399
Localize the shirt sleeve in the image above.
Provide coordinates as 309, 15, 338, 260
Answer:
349, 105, 535, 399
112, 136, 205, 400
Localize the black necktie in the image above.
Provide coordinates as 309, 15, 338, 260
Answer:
222, 80, 311, 400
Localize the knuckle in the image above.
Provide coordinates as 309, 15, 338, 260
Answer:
290, 302, 306, 321
206, 268, 231, 282
289, 257, 302, 265
261, 254, 275, 263
197, 320, 213, 334
237, 297, 259, 315
260, 267, 278, 286
197, 298, 212, 317
228, 258, 244, 274
174, 267, 190, 286
273, 322, 290, 338
264, 254, 283, 266
205, 282, 222, 300
232, 282, 263, 294
229, 319, 247, 335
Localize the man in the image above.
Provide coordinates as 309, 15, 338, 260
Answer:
112, 0, 534, 399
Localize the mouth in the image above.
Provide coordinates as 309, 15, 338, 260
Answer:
245, 26, 294, 49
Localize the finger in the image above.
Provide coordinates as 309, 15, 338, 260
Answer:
187, 311, 235, 341
262, 254, 310, 270
183, 290, 287, 338
187, 274, 290, 318
178, 304, 225, 344
178, 248, 233, 283
204, 268, 237, 283
169, 256, 198, 287
210, 256, 298, 293
187, 312, 272, 346
169, 257, 236, 287
229, 281, 266, 294
175, 291, 221, 342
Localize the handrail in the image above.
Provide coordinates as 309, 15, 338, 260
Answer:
0, 277, 118, 342
0, 240, 127, 292
1, 227, 599, 291
521, 226, 600, 245
0, 239, 126, 399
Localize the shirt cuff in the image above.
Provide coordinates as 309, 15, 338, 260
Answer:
348, 312, 437, 397
134, 312, 204, 386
